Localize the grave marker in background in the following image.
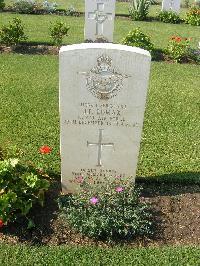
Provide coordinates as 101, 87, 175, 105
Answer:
162, 0, 181, 13
60, 43, 151, 193
84, 0, 116, 42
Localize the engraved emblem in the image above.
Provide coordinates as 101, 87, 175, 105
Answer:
84, 55, 130, 100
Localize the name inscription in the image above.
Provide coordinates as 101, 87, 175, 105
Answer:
64, 102, 140, 128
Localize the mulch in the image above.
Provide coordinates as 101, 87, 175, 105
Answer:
0, 44, 59, 56
0, 181, 199, 247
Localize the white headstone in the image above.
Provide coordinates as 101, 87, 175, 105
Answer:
162, 0, 181, 13
84, 0, 116, 42
60, 43, 151, 193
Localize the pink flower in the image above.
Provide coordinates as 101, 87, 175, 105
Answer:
115, 186, 124, 192
39, 145, 52, 154
115, 175, 122, 179
90, 197, 99, 205
75, 176, 84, 184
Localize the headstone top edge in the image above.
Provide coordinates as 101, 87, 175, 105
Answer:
59, 43, 151, 58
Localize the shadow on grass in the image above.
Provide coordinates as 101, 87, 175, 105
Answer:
137, 171, 200, 197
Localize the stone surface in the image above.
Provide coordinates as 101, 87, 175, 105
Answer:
161, 0, 181, 13
84, 0, 116, 42
59, 43, 151, 193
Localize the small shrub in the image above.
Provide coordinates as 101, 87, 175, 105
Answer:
12, 0, 38, 14
188, 47, 200, 63
0, 157, 50, 226
0, 0, 5, 10
195, 0, 200, 8
183, 0, 190, 8
166, 36, 191, 63
58, 177, 152, 240
0, 17, 27, 46
66, 5, 79, 16
129, 0, 151, 21
43, 0, 57, 13
185, 6, 200, 26
150, 0, 158, 5
121, 28, 154, 53
50, 21, 70, 46
158, 11, 181, 24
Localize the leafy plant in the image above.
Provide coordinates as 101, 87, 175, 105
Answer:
166, 36, 191, 63
50, 21, 70, 46
0, 157, 50, 226
58, 176, 153, 240
188, 47, 200, 63
0, 0, 5, 10
0, 17, 27, 46
185, 6, 200, 26
129, 0, 151, 21
183, 0, 190, 8
43, 0, 57, 13
66, 5, 79, 16
158, 11, 181, 24
195, 0, 200, 8
122, 28, 154, 53
12, 0, 39, 14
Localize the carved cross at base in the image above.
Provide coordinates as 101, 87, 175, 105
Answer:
87, 129, 114, 167
88, 3, 112, 36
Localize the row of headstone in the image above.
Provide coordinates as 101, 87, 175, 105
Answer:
60, 1, 151, 193
84, 0, 181, 43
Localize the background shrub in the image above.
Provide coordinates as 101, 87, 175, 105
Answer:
0, 156, 50, 226
122, 28, 154, 53
43, 0, 57, 13
0, 17, 27, 46
59, 177, 153, 240
166, 36, 191, 63
12, 0, 39, 14
129, 0, 151, 21
158, 11, 181, 24
66, 5, 79, 16
185, 6, 200, 26
50, 21, 70, 46
0, 0, 5, 10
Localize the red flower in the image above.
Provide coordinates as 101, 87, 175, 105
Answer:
39, 145, 52, 154
0, 219, 4, 228
175, 37, 182, 42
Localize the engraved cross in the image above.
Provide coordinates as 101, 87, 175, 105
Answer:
88, 3, 112, 36
87, 129, 114, 167
170, 0, 174, 9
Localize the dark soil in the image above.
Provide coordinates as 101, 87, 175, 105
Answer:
0, 180, 199, 247
0, 44, 59, 55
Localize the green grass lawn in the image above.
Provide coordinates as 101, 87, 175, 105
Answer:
0, 12, 200, 49
0, 54, 199, 180
0, 244, 199, 265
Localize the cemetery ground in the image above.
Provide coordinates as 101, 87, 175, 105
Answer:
0, 4, 200, 265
